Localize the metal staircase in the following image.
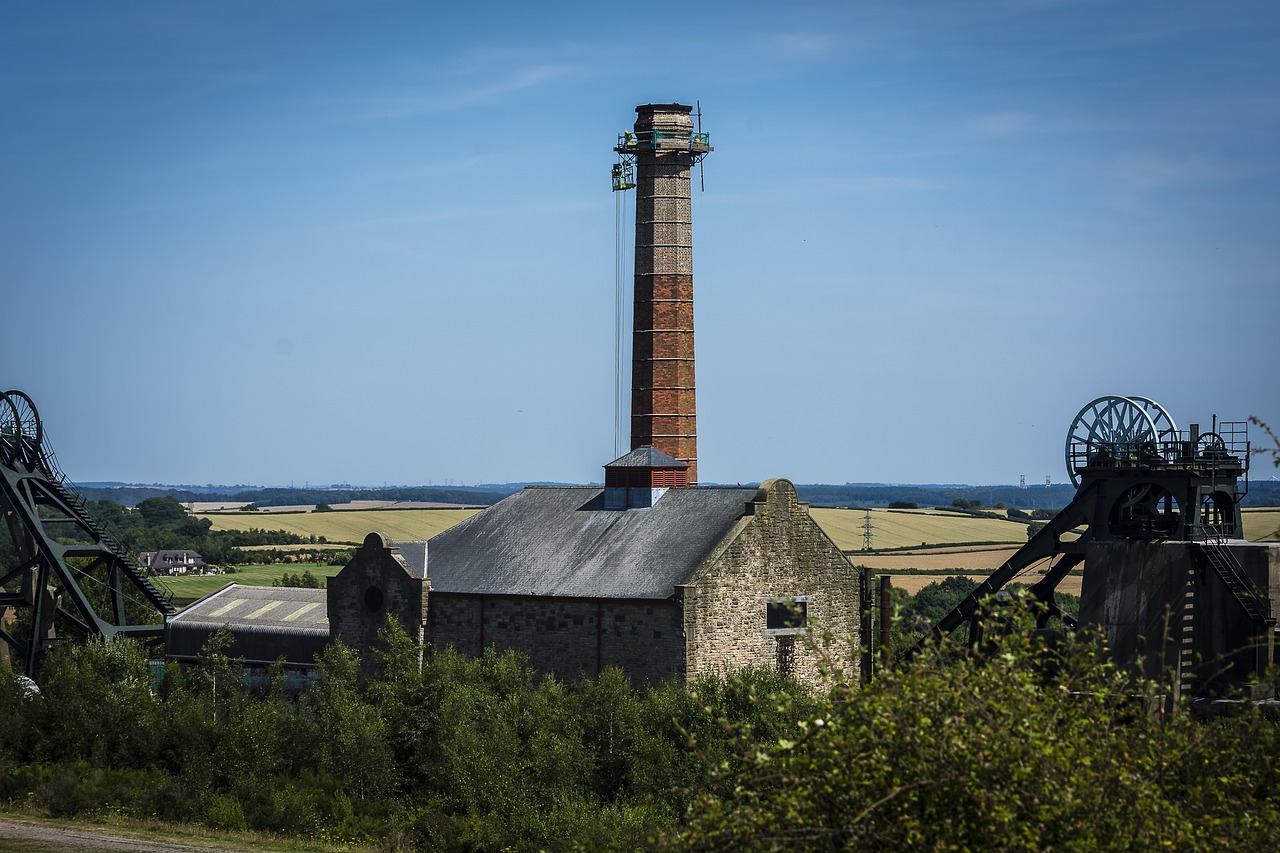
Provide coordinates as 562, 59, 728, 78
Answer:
37, 464, 174, 614
1190, 529, 1274, 679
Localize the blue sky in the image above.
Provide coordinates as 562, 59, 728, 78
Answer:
3, 1, 1277, 488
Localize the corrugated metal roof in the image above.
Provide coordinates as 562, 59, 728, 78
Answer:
424, 486, 757, 598
167, 584, 331, 665
170, 583, 328, 632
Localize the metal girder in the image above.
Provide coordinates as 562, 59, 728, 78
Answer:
923, 479, 1098, 649
0, 390, 173, 676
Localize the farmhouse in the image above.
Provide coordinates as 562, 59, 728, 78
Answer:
139, 549, 205, 576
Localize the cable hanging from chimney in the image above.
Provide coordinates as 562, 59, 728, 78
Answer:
614, 175, 628, 458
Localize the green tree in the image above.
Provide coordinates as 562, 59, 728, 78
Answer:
297, 641, 395, 801
136, 496, 190, 527
667, 613, 1280, 851
27, 636, 159, 768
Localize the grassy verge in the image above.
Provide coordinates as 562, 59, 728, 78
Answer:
0, 810, 375, 852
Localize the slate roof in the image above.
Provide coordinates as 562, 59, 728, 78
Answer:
605, 446, 687, 468
423, 486, 759, 599
394, 540, 428, 579
166, 583, 329, 664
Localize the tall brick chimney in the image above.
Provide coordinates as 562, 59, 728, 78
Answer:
622, 103, 711, 485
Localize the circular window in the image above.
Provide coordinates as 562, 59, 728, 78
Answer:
364, 585, 384, 613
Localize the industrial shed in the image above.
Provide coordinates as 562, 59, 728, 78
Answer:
166, 584, 328, 672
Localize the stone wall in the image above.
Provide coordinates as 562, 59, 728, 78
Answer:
427, 593, 684, 685
328, 532, 429, 675
679, 478, 861, 686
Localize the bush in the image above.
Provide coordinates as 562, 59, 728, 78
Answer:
666, 610, 1280, 850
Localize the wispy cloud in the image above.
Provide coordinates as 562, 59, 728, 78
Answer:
766, 32, 844, 58
967, 110, 1035, 137
825, 175, 941, 193
1107, 152, 1230, 211
340, 63, 579, 120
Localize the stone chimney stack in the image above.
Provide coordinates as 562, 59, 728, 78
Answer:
623, 103, 711, 485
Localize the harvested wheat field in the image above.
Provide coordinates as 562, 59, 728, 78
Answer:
810, 507, 1033, 551
197, 508, 480, 544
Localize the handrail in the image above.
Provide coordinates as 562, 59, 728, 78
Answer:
1196, 526, 1272, 624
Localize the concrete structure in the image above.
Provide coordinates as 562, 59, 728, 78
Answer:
934, 397, 1280, 699
1080, 540, 1280, 696
618, 104, 711, 484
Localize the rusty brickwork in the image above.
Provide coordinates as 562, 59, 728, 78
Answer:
630, 103, 710, 484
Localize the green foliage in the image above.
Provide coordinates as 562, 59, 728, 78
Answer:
4, 588, 1271, 851
313, 503, 333, 512
1027, 520, 1048, 539
272, 570, 323, 588
667, 615, 1280, 851
887, 500, 917, 509
23, 637, 160, 768
326, 549, 354, 566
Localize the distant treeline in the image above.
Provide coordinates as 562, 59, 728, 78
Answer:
797, 479, 1280, 509
73, 485, 514, 508
794, 483, 1079, 510
71, 479, 1280, 510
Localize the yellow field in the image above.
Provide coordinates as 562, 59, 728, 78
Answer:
1243, 508, 1280, 542
198, 504, 1278, 553
810, 507, 1031, 551
199, 508, 480, 544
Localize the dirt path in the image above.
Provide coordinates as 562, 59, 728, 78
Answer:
0, 816, 242, 853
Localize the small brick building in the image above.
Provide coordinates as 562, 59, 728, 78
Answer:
328, 449, 861, 685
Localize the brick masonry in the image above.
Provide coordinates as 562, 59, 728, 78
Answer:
630, 105, 704, 483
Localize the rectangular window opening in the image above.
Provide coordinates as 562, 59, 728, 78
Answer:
764, 596, 809, 636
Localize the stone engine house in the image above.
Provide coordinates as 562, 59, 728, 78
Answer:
328, 453, 859, 685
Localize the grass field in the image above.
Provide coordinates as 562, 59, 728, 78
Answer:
162, 563, 337, 603
1244, 507, 1280, 541
198, 508, 479, 544
810, 507, 1033, 551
